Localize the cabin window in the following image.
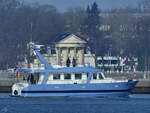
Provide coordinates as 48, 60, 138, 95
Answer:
93, 73, 97, 80
75, 73, 82, 80
53, 73, 60, 80
64, 73, 71, 79
99, 73, 103, 79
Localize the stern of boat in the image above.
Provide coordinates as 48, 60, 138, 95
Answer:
12, 82, 29, 97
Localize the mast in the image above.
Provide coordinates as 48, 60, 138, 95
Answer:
30, 43, 53, 69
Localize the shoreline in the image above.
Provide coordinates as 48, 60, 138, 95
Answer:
131, 87, 150, 94
0, 86, 11, 93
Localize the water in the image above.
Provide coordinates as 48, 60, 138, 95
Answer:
0, 94, 150, 113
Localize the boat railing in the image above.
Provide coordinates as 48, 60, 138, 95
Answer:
21, 63, 45, 69
46, 79, 87, 84
112, 76, 128, 80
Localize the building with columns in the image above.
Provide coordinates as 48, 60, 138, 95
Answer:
55, 34, 86, 67
31, 34, 96, 69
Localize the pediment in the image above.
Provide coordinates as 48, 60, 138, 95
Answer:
58, 34, 86, 44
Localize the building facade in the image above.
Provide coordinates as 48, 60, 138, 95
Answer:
30, 34, 96, 68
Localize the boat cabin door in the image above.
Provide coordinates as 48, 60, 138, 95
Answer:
27, 73, 40, 84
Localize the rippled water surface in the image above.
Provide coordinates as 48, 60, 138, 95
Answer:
0, 93, 150, 113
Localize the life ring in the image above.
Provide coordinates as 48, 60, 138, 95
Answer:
14, 90, 18, 95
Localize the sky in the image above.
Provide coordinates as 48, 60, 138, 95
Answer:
25, 0, 138, 12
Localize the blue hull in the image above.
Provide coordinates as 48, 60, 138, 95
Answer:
21, 80, 138, 97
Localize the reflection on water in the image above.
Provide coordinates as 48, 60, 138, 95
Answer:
0, 93, 150, 113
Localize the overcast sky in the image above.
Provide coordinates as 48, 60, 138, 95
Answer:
25, 0, 138, 12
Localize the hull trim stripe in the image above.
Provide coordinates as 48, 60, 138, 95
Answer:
22, 89, 131, 93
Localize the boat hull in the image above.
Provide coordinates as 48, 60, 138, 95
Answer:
20, 80, 138, 97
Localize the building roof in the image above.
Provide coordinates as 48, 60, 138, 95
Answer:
55, 34, 71, 42
55, 34, 87, 43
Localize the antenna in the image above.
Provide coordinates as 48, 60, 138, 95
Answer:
27, 22, 33, 64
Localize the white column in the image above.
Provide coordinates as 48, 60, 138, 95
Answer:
78, 48, 84, 66
81, 47, 84, 65
56, 47, 61, 65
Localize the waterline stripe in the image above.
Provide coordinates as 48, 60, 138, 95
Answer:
22, 89, 130, 93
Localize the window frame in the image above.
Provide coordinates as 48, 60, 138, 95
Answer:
75, 73, 82, 80
64, 73, 71, 80
53, 73, 61, 80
